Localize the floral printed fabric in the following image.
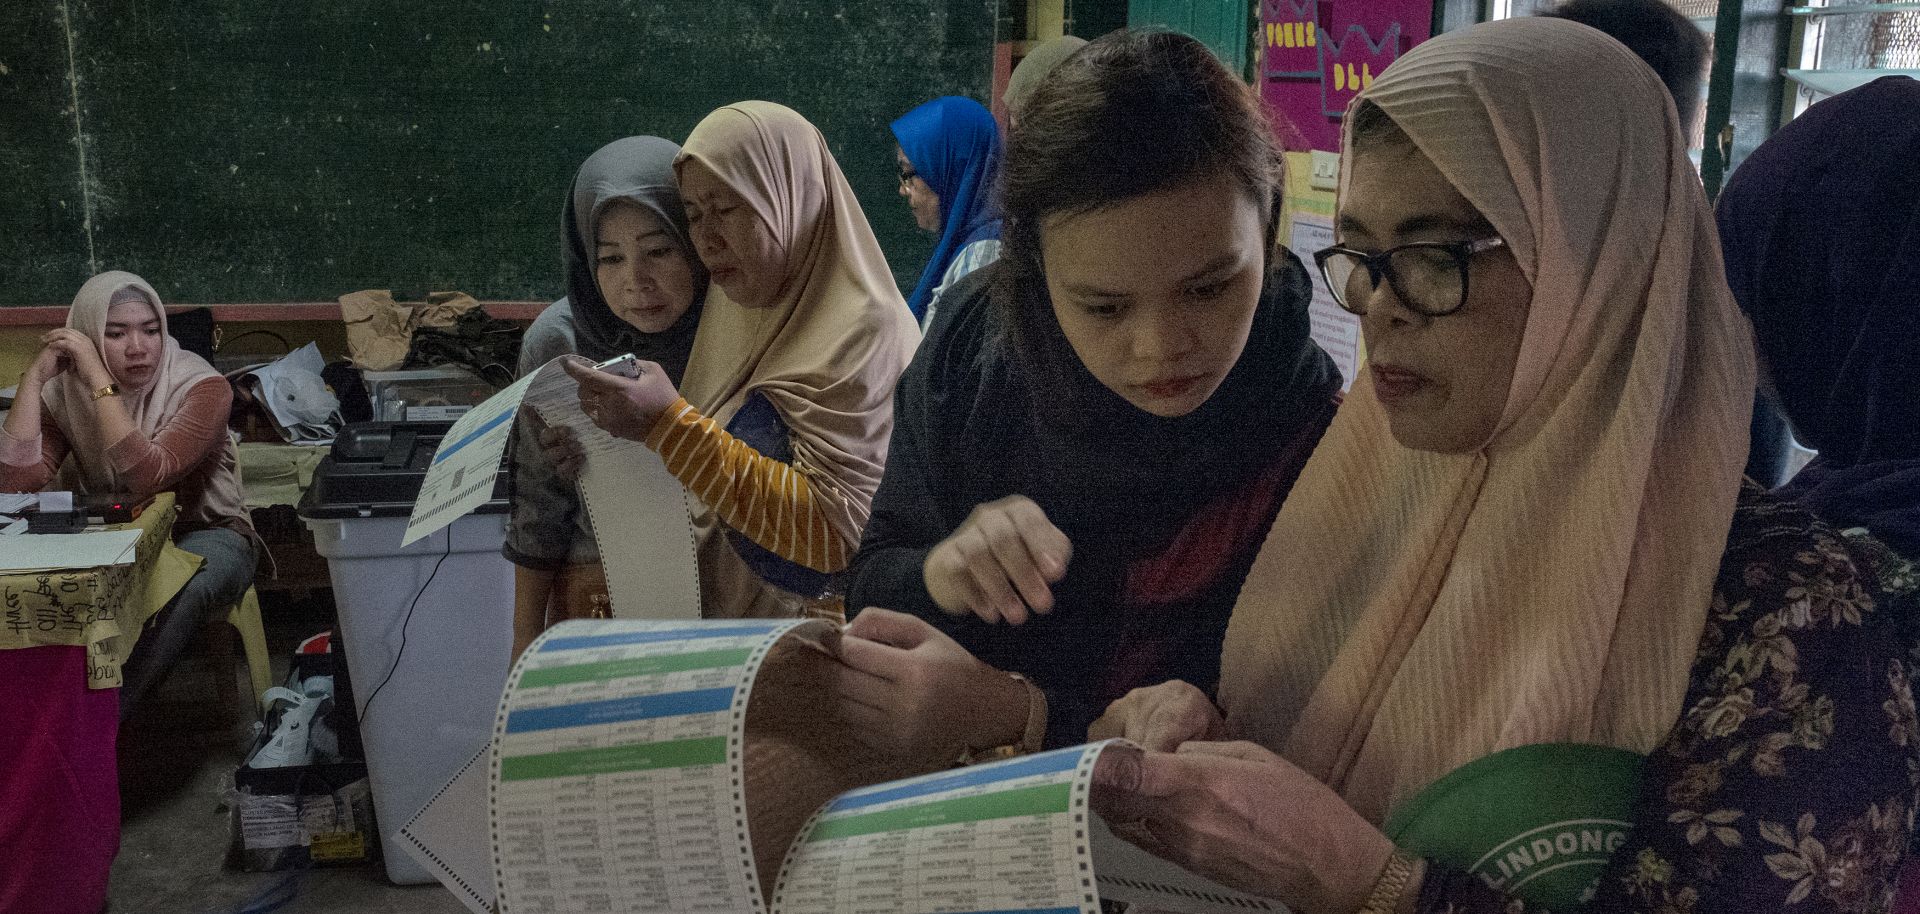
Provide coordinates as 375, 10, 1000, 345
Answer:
1419, 486, 1920, 913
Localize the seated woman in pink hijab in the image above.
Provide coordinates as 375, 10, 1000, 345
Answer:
2, 271, 257, 716
0, 271, 255, 914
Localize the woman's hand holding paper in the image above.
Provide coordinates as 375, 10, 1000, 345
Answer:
1087, 680, 1224, 752
828, 608, 1034, 762
1091, 740, 1406, 914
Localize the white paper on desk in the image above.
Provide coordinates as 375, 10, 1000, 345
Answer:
0, 528, 141, 572
397, 747, 496, 914
38, 490, 73, 513
0, 494, 35, 514
521, 358, 700, 620
1290, 214, 1360, 393
0, 518, 26, 536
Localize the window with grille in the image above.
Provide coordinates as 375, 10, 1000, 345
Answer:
1870, 11, 1920, 68
1487, 0, 1713, 154
1789, 3, 1920, 116
1492, 0, 1711, 19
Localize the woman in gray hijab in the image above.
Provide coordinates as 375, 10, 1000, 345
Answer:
506, 136, 708, 659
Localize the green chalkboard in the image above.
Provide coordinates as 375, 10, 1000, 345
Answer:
1129, 0, 1250, 76
0, 0, 995, 307
1, 2, 91, 300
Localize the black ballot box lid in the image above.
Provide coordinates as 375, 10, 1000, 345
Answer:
298, 421, 509, 520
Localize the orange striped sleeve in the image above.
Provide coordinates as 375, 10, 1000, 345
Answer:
644, 398, 851, 574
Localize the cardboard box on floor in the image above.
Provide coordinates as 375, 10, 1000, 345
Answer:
230, 761, 376, 872
229, 650, 377, 872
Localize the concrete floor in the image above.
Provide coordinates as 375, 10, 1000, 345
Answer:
106, 592, 470, 914
110, 732, 469, 914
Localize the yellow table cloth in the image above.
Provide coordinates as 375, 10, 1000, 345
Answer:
236, 441, 326, 508
0, 492, 203, 687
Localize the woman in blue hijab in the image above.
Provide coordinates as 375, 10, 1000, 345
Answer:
892, 96, 1003, 327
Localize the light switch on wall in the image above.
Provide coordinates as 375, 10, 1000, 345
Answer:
1308, 150, 1341, 191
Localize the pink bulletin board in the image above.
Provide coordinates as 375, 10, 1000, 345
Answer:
1259, 0, 1434, 153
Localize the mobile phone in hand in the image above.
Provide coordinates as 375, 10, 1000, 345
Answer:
593, 354, 640, 380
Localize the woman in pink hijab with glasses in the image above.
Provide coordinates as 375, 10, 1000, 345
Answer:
1089, 18, 1919, 913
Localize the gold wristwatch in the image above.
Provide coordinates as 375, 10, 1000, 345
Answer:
91, 382, 121, 401
956, 671, 1048, 766
1359, 850, 1418, 914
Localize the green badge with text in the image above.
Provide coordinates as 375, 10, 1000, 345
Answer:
1385, 743, 1645, 910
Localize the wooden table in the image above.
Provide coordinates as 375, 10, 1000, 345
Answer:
0, 492, 201, 687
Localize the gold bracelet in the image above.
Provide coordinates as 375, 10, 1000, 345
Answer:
1359, 849, 1417, 914
1013, 671, 1047, 754
91, 382, 120, 401
956, 672, 1048, 765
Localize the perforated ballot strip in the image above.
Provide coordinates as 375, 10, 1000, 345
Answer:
768, 741, 1287, 914
396, 748, 494, 914
521, 360, 701, 621
432, 616, 1289, 914
769, 744, 1102, 914
400, 355, 700, 621
490, 619, 810, 914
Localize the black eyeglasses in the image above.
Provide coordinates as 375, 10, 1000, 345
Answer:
898, 166, 920, 188
1313, 237, 1507, 317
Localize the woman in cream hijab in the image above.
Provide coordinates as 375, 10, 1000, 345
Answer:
1089, 19, 1919, 913
564, 101, 918, 619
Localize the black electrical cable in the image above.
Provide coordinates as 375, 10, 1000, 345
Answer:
355, 532, 453, 724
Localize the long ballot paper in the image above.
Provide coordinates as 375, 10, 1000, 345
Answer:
400, 354, 699, 620
466, 618, 1288, 914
